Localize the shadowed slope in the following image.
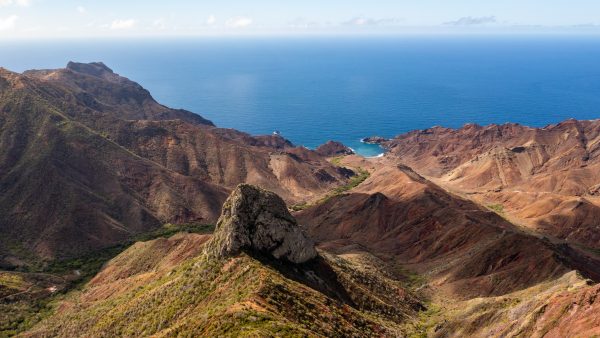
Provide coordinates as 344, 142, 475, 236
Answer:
0, 63, 351, 265
23, 62, 352, 203
297, 162, 600, 299
25, 186, 422, 337
384, 120, 600, 249
0, 79, 227, 263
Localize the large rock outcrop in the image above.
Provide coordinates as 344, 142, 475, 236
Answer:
315, 141, 354, 157
205, 184, 317, 264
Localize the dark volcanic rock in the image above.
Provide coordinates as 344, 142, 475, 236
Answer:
66, 61, 114, 77
361, 136, 388, 144
315, 141, 354, 157
205, 184, 317, 264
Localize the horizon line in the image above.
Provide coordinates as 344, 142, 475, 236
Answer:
4, 30, 600, 41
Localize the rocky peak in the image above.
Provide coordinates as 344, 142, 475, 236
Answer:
315, 141, 354, 157
0, 68, 27, 91
66, 61, 114, 77
0, 71, 10, 91
205, 184, 318, 264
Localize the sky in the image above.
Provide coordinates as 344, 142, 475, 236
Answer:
2, 0, 600, 38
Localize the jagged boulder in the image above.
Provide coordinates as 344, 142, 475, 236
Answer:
205, 184, 318, 264
361, 136, 388, 144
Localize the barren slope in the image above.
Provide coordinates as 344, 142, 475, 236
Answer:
297, 158, 600, 300
0, 63, 351, 266
297, 155, 600, 336
384, 119, 600, 249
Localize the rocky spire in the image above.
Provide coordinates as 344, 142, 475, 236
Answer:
204, 184, 318, 264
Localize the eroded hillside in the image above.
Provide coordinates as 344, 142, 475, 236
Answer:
2, 62, 600, 337
383, 120, 600, 251
0, 63, 352, 266
24, 185, 423, 337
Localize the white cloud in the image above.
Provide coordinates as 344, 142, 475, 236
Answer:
226, 17, 252, 28
0, 0, 31, 7
21, 25, 41, 32
76, 6, 86, 14
288, 17, 320, 29
153, 18, 166, 30
110, 18, 136, 30
207, 15, 216, 25
0, 15, 18, 31
444, 16, 497, 26
342, 17, 403, 27
0, 0, 30, 7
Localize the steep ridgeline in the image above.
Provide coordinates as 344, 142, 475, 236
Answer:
0, 63, 351, 267
383, 120, 600, 250
26, 185, 423, 337
297, 162, 600, 299
296, 156, 600, 336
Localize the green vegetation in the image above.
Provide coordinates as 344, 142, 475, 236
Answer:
316, 167, 370, 205
392, 265, 428, 291
330, 155, 345, 167
333, 168, 370, 195
0, 270, 60, 336
28, 253, 388, 337
488, 204, 505, 214
0, 273, 28, 291
406, 303, 443, 338
289, 202, 308, 212
291, 168, 371, 211
0, 223, 214, 336
44, 223, 214, 278
0, 240, 39, 268
136, 223, 215, 242
0, 297, 55, 337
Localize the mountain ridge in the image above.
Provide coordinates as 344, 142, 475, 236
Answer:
23, 184, 423, 337
1, 61, 600, 336
0, 63, 352, 266
382, 118, 600, 250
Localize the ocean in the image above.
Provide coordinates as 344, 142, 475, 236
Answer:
2, 36, 600, 156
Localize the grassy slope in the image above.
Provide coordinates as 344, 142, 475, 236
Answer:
291, 156, 370, 211
405, 271, 600, 337
25, 237, 410, 337
0, 224, 214, 336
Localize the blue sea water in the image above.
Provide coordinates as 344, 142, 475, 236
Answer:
2, 36, 600, 156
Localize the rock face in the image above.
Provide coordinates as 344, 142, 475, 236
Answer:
205, 184, 317, 264
361, 136, 387, 144
315, 141, 354, 157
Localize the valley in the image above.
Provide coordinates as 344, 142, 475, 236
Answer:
1, 63, 599, 337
